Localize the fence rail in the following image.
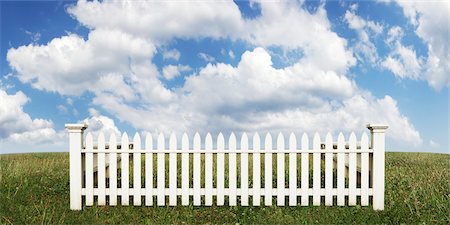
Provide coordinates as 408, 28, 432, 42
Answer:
66, 124, 388, 210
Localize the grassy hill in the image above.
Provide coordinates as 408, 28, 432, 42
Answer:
1, 152, 448, 224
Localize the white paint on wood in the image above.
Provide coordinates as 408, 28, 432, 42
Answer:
85, 133, 94, 206
288, 133, 297, 206
360, 133, 369, 206
145, 133, 153, 206
67, 123, 86, 210
217, 133, 225, 206
264, 133, 273, 206
181, 133, 189, 205
169, 133, 177, 206
98, 133, 106, 205
109, 133, 118, 206
368, 124, 388, 210
337, 133, 345, 206
313, 133, 321, 206
325, 133, 333, 206
301, 133, 309, 206
277, 133, 285, 206
229, 133, 237, 206
157, 133, 165, 206
205, 133, 213, 206
121, 133, 130, 205
193, 133, 201, 205
133, 133, 142, 206
240, 133, 249, 206
252, 133, 261, 206
348, 132, 357, 206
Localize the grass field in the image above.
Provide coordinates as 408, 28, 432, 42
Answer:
1, 152, 449, 224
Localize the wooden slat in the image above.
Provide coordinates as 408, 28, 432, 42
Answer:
349, 132, 357, 205
205, 133, 213, 206
252, 133, 261, 206
157, 133, 165, 206
145, 133, 153, 206
133, 133, 141, 205
313, 133, 321, 206
277, 133, 285, 206
264, 133, 272, 206
240, 133, 249, 206
301, 133, 309, 206
337, 133, 345, 206
181, 133, 189, 206
360, 133, 369, 206
98, 132, 106, 205
193, 133, 201, 205
85, 133, 94, 206
109, 133, 118, 206
169, 133, 177, 206
229, 133, 237, 206
217, 133, 225, 206
288, 133, 297, 206
325, 133, 333, 206
121, 133, 130, 205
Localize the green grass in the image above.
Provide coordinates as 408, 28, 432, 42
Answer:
1, 152, 449, 224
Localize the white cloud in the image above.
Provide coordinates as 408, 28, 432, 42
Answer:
80, 108, 121, 138
5, 1, 423, 150
198, 52, 216, 62
344, 8, 383, 64
396, 1, 450, 90
162, 64, 191, 80
0, 89, 60, 144
229, 50, 235, 59
381, 41, 423, 80
162, 49, 180, 61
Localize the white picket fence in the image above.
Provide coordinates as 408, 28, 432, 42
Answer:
66, 124, 388, 211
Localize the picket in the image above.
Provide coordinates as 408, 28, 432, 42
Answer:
85, 133, 94, 206
240, 133, 249, 206
252, 133, 261, 206
109, 133, 118, 206
121, 133, 130, 205
288, 133, 297, 206
157, 133, 165, 206
229, 133, 237, 206
324, 133, 333, 206
205, 133, 213, 206
145, 133, 153, 206
217, 133, 225, 206
360, 133, 369, 206
277, 133, 285, 206
264, 133, 273, 206
313, 133, 320, 205
300, 133, 309, 206
193, 133, 201, 205
181, 133, 189, 205
348, 133, 357, 206
67, 124, 388, 210
98, 133, 106, 205
169, 133, 177, 206
337, 133, 345, 206
133, 133, 141, 205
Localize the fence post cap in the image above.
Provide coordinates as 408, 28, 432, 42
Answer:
65, 123, 88, 132
366, 124, 388, 132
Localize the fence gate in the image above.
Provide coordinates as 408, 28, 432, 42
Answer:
66, 123, 387, 210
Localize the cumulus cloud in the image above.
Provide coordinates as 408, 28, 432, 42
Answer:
162, 49, 181, 61
0, 89, 60, 144
395, 0, 450, 90
344, 7, 383, 64
5, 0, 423, 149
80, 108, 121, 138
162, 64, 191, 80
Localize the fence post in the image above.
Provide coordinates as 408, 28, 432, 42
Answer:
66, 123, 88, 210
367, 124, 388, 211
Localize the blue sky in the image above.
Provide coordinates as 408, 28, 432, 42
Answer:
1, 0, 448, 153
